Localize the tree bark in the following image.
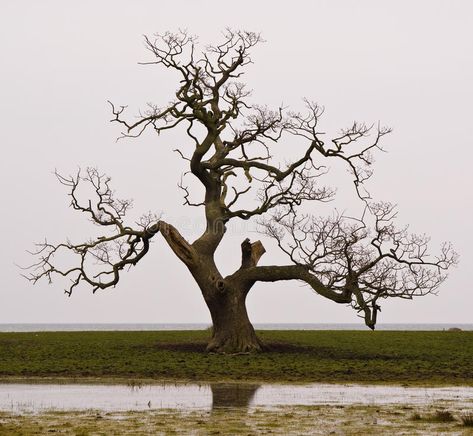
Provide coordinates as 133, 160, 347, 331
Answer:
240, 238, 266, 269
205, 289, 263, 353
183, 238, 266, 353
160, 227, 264, 353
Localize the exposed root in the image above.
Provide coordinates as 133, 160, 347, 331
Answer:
206, 335, 264, 354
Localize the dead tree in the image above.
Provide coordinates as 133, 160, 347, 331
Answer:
25, 30, 458, 353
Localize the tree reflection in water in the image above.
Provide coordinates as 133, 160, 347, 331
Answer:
210, 383, 260, 411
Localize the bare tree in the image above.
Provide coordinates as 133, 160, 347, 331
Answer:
25, 30, 457, 353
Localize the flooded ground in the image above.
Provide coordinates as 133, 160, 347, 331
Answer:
1, 404, 473, 435
0, 382, 472, 413
0, 383, 472, 434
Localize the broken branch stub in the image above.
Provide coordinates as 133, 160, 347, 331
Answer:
241, 238, 266, 268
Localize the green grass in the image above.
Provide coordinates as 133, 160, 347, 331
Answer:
0, 330, 471, 384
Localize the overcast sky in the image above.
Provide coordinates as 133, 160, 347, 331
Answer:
1, 0, 472, 325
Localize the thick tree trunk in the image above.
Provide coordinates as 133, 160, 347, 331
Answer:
162, 225, 265, 353
205, 290, 263, 353
199, 238, 266, 353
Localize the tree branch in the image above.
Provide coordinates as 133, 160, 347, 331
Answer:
258, 202, 458, 329
23, 169, 196, 295
228, 264, 352, 304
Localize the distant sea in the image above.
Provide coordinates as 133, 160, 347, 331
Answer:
0, 323, 471, 332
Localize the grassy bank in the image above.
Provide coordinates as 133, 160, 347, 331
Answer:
0, 330, 471, 384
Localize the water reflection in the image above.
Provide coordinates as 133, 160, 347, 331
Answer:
210, 383, 260, 410
0, 382, 472, 413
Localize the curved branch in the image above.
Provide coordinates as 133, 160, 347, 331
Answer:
228, 264, 352, 304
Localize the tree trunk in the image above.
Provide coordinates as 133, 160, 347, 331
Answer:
205, 290, 263, 353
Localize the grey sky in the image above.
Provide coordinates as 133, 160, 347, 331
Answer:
1, 0, 472, 324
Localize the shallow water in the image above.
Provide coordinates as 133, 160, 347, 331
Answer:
0, 382, 472, 413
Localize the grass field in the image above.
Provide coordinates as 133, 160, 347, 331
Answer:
0, 330, 471, 384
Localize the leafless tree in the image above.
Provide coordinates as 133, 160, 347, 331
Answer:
25, 30, 458, 352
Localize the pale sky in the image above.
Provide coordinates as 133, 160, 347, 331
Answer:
1, 0, 472, 325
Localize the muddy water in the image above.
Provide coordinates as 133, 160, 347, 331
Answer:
0, 382, 472, 413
